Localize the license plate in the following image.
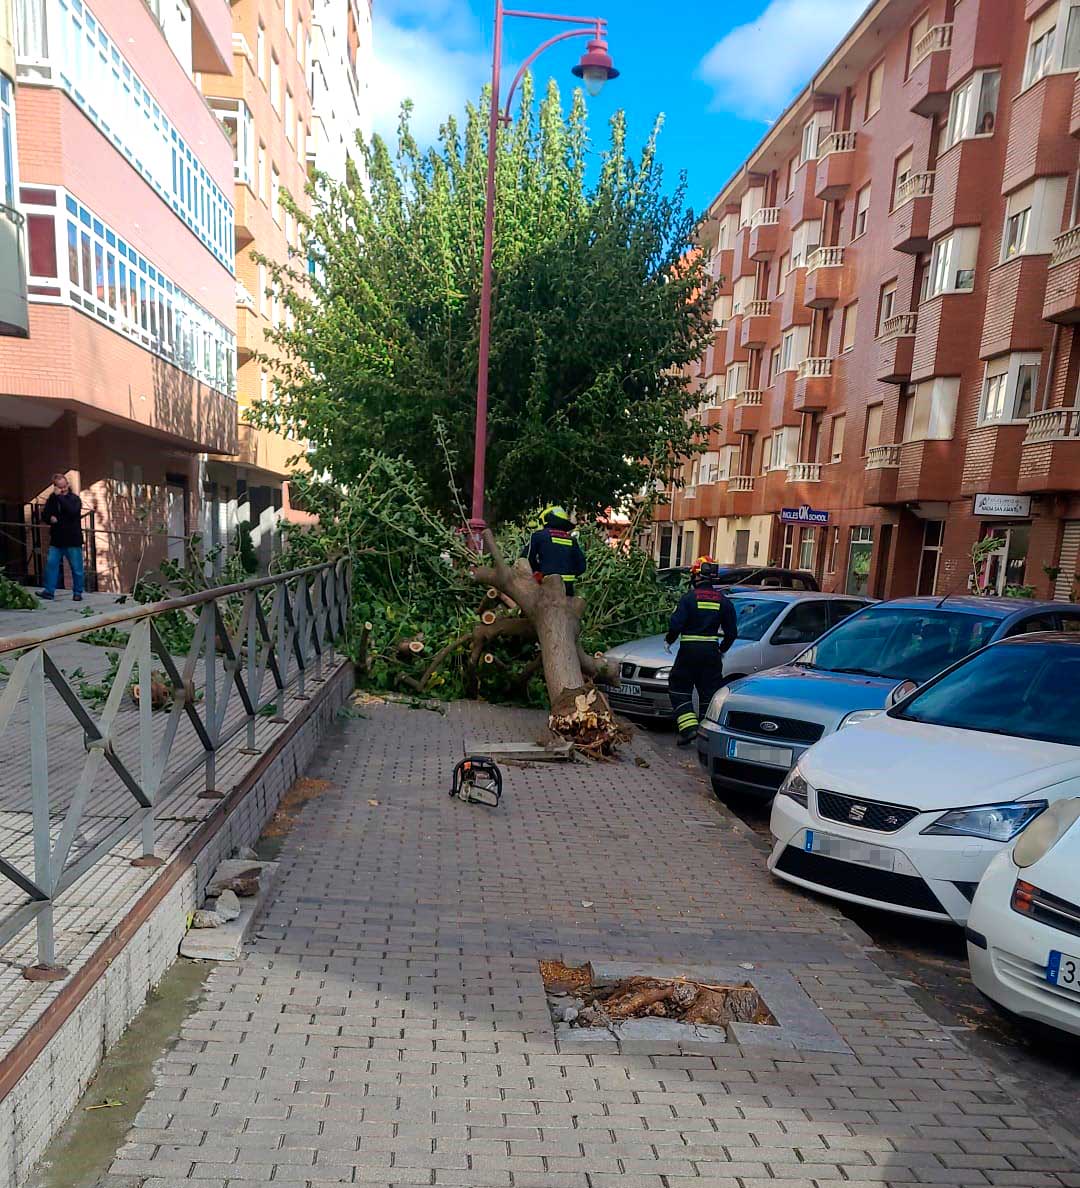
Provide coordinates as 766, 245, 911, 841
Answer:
616, 683, 641, 697
1047, 950, 1080, 988
804, 829, 897, 872
729, 739, 793, 767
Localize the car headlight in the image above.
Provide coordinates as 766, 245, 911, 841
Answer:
655, 666, 672, 680
778, 766, 812, 808
703, 685, 731, 724
921, 801, 1048, 842
838, 709, 882, 730
1013, 798, 1080, 868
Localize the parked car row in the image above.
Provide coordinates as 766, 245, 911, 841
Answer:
602, 580, 1080, 1038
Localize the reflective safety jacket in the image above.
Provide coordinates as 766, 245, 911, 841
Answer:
524, 527, 586, 585
665, 584, 739, 649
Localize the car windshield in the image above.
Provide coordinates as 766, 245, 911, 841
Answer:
896, 643, 1080, 746
795, 607, 1000, 683
730, 596, 786, 641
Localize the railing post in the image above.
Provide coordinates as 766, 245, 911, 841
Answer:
23, 648, 68, 981
294, 575, 309, 701
131, 620, 164, 868
240, 592, 261, 755
199, 601, 223, 799
271, 581, 289, 724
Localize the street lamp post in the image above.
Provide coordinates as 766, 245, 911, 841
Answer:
468, 4, 618, 548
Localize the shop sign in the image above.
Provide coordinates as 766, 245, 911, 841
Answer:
780, 505, 830, 525
973, 493, 1031, 518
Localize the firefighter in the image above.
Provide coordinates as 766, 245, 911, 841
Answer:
523, 506, 587, 595
665, 556, 738, 746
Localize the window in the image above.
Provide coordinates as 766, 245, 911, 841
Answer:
1026, 19, 1058, 88
739, 186, 764, 228
781, 524, 795, 568
917, 520, 944, 595
285, 90, 294, 144
777, 251, 789, 293
845, 526, 874, 596
826, 526, 840, 573
878, 281, 897, 334
271, 55, 281, 113
769, 348, 781, 384
903, 378, 960, 440
801, 117, 818, 164
864, 403, 883, 453
791, 220, 821, 269
258, 23, 267, 85
1, 76, 15, 208
760, 436, 771, 475
284, 0, 292, 34
830, 414, 846, 463
771, 426, 799, 470
1001, 178, 1067, 259
258, 144, 267, 202
797, 528, 817, 573
841, 301, 858, 352
980, 354, 1041, 423
786, 155, 797, 198
892, 148, 913, 207
853, 184, 871, 238
776, 597, 829, 643
928, 229, 978, 296
1067, 3, 1080, 68
258, 263, 267, 316
271, 166, 280, 223
908, 11, 931, 74
866, 61, 884, 119
1003, 205, 1030, 258
780, 330, 795, 371
944, 69, 1000, 149
207, 98, 255, 186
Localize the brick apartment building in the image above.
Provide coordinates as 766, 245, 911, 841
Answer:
647, 0, 1080, 603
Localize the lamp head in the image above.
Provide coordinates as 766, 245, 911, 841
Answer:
572, 36, 619, 97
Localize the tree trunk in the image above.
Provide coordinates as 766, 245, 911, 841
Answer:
471, 530, 625, 755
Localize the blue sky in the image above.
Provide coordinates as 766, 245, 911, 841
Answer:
370, 0, 867, 215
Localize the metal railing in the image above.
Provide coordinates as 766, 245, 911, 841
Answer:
1025, 407, 1080, 443
867, 443, 902, 468
880, 311, 918, 338
1051, 226, 1080, 266
911, 23, 953, 69
818, 131, 856, 156
787, 462, 822, 483
895, 171, 935, 206
797, 356, 833, 380
0, 561, 350, 976
749, 206, 781, 229
806, 246, 844, 272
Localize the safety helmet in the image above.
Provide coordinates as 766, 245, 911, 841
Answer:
543, 505, 573, 527
690, 555, 720, 583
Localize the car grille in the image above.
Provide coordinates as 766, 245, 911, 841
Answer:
725, 710, 824, 743
1025, 884, 1080, 941
711, 756, 787, 791
775, 846, 945, 914
816, 790, 920, 833
608, 691, 670, 717
620, 662, 637, 679
993, 949, 1080, 1007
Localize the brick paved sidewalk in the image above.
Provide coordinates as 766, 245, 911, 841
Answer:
100, 700, 1080, 1187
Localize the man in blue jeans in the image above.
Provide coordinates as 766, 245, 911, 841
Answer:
40, 472, 85, 601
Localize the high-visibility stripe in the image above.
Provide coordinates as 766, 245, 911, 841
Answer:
677, 712, 698, 727
561, 575, 578, 581
681, 634, 719, 642
551, 537, 573, 545
696, 602, 721, 610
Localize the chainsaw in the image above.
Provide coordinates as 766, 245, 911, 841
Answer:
449, 755, 503, 808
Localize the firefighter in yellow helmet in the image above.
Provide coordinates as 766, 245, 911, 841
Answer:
522, 506, 586, 595
665, 556, 738, 745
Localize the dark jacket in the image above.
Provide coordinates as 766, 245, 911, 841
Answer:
523, 526, 586, 583
665, 583, 739, 650
42, 491, 83, 549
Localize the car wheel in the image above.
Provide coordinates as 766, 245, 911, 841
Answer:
711, 776, 773, 809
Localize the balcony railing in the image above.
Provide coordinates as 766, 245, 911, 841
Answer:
1024, 407, 1080, 444
787, 462, 822, 482
749, 206, 781, 229
867, 444, 902, 469
806, 246, 844, 272
736, 390, 764, 406
796, 356, 833, 380
818, 131, 856, 157
879, 312, 918, 338
236, 282, 257, 311
744, 300, 771, 317
895, 171, 935, 206
729, 476, 755, 493
911, 23, 953, 69
1051, 226, 1080, 267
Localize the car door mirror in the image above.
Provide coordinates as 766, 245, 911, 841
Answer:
886, 679, 918, 708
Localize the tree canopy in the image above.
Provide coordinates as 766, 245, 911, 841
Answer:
258, 80, 715, 525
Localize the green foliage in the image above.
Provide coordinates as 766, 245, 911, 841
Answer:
81, 625, 130, 648
235, 522, 259, 575
0, 576, 38, 610
1004, 584, 1036, 599
253, 82, 714, 526
77, 651, 121, 710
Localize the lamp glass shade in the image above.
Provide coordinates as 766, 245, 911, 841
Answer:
581, 65, 608, 96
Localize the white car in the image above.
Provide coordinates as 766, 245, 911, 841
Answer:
768, 633, 1080, 924
967, 798, 1080, 1035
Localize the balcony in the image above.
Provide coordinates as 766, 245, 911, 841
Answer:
803, 247, 845, 308
728, 475, 757, 516
740, 299, 774, 348
710, 247, 734, 295
929, 136, 997, 241
961, 424, 1027, 496
702, 405, 726, 429
731, 390, 764, 434
786, 159, 823, 227
733, 226, 756, 281
0, 204, 29, 338
777, 267, 812, 331
813, 133, 856, 201
1020, 408, 1080, 493
1002, 74, 1076, 196
875, 312, 917, 384
748, 208, 781, 260
911, 293, 969, 382
890, 173, 934, 254
787, 462, 821, 483
905, 24, 953, 116
980, 255, 1050, 358
894, 439, 957, 504
794, 356, 832, 411
1044, 227, 1080, 323
864, 444, 901, 505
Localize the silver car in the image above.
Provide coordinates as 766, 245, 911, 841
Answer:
697, 595, 1080, 803
599, 591, 872, 721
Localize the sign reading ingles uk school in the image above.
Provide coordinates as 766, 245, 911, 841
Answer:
779, 505, 830, 525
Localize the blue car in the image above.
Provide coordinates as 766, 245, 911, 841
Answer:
698, 596, 1080, 802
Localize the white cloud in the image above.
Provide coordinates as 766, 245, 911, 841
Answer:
370, 1, 489, 145
698, 0, 866, 122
